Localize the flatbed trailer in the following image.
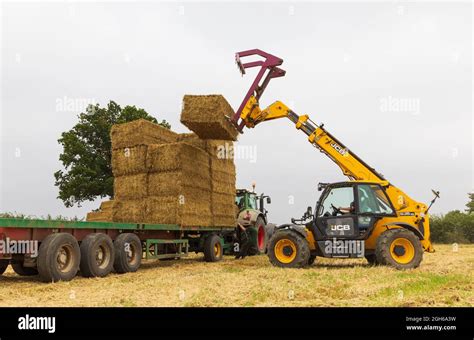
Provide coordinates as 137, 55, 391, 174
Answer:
0, 217, 238, 282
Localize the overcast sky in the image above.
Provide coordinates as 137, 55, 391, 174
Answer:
1, 1, 472, 224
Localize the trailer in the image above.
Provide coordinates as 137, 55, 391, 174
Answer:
0, 217, 240, 282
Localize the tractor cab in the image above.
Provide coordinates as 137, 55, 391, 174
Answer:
291, 181, 397, 257
235, 189, 271, 220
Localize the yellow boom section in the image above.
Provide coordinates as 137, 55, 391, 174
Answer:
240, 96, 428, 216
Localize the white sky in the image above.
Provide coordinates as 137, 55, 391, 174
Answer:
1, 1, 472, 224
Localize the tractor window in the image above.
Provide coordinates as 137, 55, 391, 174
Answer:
248, 195, 258, 210
357, 184, 394, 215
318, 186, 354, 217
235, 196, 245, 209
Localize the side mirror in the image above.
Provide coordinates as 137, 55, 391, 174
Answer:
306, 206, 313, 216
266, 197, 271, 204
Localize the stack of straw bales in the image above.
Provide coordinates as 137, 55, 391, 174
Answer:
88, 95, 238, 227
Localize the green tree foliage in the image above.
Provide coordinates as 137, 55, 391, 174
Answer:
430, 210, 474, 244
465, 192, 474, 213
54, 101, 170, 207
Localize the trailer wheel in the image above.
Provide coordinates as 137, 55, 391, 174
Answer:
37, 233, 81, 282
80, 234, 115, 278
0, 260, 9, 275
203, 234, 223, 262
11, 261, 38, 276
114, 233, 142, 274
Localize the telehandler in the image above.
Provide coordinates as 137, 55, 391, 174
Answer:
231, 49, 439, 269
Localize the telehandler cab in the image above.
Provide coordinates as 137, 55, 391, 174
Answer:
231, 49, 439, 269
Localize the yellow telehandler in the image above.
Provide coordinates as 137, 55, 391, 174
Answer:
231, 49, 439, 269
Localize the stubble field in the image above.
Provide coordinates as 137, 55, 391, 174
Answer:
0, 244, 472, 307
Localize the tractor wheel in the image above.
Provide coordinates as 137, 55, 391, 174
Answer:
204, 234, 223, 262
248, 216, 268, 256
365, 254, 379, 266
11, 261, 38, 276
375, 229, 423, 270
0, 260, 9, 275
308, 254, 317, 266
114, 233, 142, 274
80, 233, 115, 278
37, 233, 81, 282
268, 230, 310, 268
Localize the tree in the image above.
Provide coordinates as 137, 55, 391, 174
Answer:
54, 101, 170, 207
465, 192, 474, 214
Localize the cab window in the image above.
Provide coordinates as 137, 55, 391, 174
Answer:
357, 184, 394, 215
248, 195, 258, 210
318, 186, 354, 217
235, 196, 245, 209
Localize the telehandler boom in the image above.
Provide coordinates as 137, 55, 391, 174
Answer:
231, 49, 438, 269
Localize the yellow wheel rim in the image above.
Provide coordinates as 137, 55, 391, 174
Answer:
390, 238, 415, 264
214, 243, 221, 256
274, 239, 297, 264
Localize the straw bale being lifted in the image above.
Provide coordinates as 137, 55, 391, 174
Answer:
181, 95, 239, 141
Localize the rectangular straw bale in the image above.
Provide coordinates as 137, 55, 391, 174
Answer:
114, 174, 148, 200
177, 133, 207, 151
148, 171, 211, 197
212, 193, 236, 216
86, 211, 113, 222
206, 140, 234, 160
147, 142, 209, 173
112, 145, 148, 176
112, 199, 146, 223
146, 196, 212, 226
180, 95, 239, 141
111, 118, 178, 150
99, 200, 114, 211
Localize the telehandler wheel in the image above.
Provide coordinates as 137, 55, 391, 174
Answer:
268, 230, 310, 268
114, 233, 142, 274
375, 229, 423, 270
11, 261, 38, 276
80, 233, 115, 278
204, 234, 223, 262
0, 260, 9, 275
37, 233, 81, 282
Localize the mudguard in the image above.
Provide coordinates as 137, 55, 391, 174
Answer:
273, 224, 307, 239
385, 222, 424, 240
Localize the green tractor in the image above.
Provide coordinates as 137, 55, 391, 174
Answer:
234, 187, 273, 255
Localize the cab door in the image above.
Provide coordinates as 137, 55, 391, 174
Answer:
313, 184, 359, 239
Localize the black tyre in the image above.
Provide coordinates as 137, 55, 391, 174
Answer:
37, 233, 81, 282
268, 229, 310, 268
375, 229, 423, 270
365, 254, 379, 266
308, 254, 317, 266
0, 260, 9, 275
264, 223, 276, 253
80, 233, 115, 278
203, 234, 223, 262
114, 233, 142, 274
11, 261, 38, 276
247, 217, 268, 256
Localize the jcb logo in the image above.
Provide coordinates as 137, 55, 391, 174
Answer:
330, 224, 350, 231
330, 142, 348, 156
